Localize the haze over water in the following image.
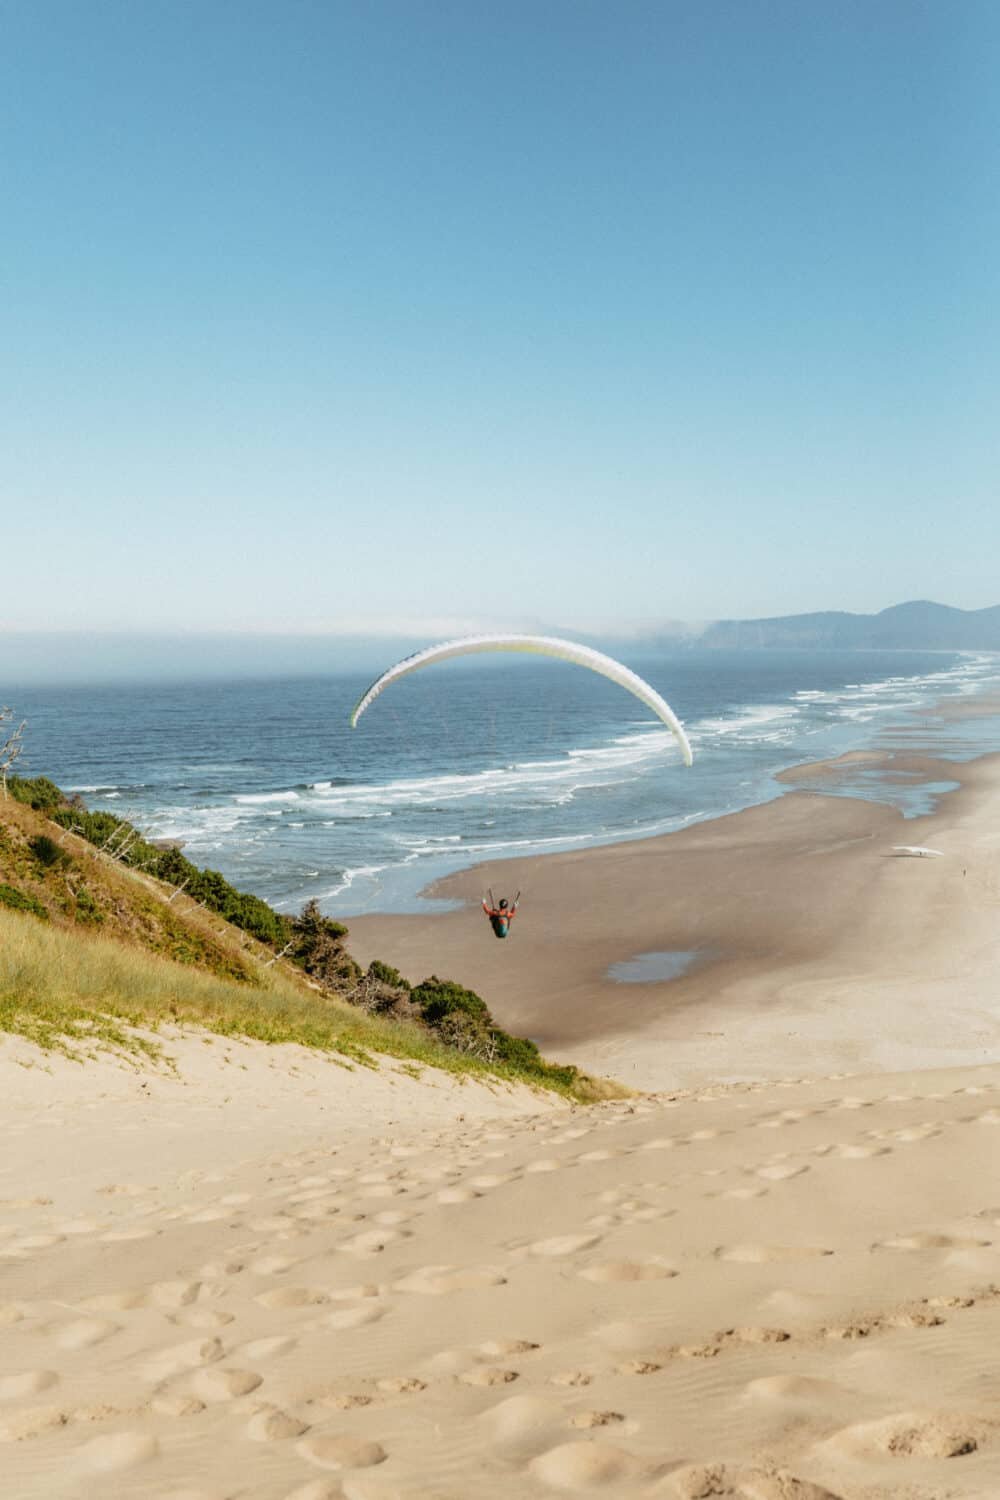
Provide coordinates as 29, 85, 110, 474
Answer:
10, 649, 999, 917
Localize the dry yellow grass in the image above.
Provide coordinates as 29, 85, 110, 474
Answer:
0, 907, 620, 1098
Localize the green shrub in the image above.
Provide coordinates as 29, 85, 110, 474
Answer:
368, 959, 410, 991
410, 976, 491, 1027
73, 885, 104, 926
8, 775, 594, 1093
28, 833, 71, 870
8, 776, 65, 813
288, 899, 359, 986
0, 883, 48, 920
50, 808, 291, 947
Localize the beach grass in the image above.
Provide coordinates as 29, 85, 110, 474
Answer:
0, 907, 616, 1098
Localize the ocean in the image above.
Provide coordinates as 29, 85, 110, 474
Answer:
7, 648, 1000, 917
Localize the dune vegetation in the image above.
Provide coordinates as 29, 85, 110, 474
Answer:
0, 778, 615, 1100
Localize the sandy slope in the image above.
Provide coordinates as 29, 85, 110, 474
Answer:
6, 732, 1000, 1497
4, 1043, 1000, 1498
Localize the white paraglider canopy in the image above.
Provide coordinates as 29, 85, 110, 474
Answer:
350, 633, 693, 766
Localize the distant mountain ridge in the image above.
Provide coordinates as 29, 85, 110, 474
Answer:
696, 600, 1000, 651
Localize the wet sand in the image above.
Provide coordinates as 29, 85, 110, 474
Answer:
349, 750, 1000, 1091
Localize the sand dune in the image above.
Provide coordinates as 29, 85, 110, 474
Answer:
4, 1040, 1000, 1497
6, 734, 1000, 1494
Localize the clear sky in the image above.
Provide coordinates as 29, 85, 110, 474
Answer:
3, 1, 998, 646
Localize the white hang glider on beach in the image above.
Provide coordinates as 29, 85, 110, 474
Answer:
890, 846, 944, 858
350, 633, 694, 766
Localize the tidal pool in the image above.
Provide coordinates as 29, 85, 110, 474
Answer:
607, 950, 706, 984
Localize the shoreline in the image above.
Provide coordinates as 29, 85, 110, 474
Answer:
348, 712, 1000, 1091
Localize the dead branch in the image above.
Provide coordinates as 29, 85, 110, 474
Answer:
0, 708, 27, 798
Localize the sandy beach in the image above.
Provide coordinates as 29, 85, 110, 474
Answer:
349, 747, 1000, 1092
5, 728, 1000, 1496
5, 1041, 1000, 1497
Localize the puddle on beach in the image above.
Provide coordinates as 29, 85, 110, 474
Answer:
790, 767, 961, 818
607, 949, 707, 984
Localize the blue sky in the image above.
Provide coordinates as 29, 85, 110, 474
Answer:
3, 1, 998, 645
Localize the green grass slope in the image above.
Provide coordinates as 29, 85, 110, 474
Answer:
0, 781, 619, 1101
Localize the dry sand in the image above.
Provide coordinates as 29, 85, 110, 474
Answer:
4, 1045, 1000, 1498
5, 736, 1000, 1496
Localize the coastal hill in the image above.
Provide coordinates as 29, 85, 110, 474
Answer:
0, 775, 603, 1099
696, 599, 1000, 651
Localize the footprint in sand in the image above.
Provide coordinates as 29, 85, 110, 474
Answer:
479, 1338, 540, 1357
250, 1255, 297, 1275
460, 1366, 519, 1387
159, 1490, 223, 1500
320, 1392, 373, 1411
175, 1308, 234, 1329
480, 1394, 565, 1456
654, 1462, 843, 1498
190, 1366, 263, 1402
141, 1336, 225, 1382
529, 1234, 602, 1257
77, 1432, 160, 1472
283, 1483, 344, 1500
393, 1265, 506, 1295
821, 1411, 980, 1460
725, 1327, 790, 1345
152, 1280, 202, 1309
0, 1405, 69, 1442
875, 1233, 990, 1251
290, 1202, 345, 1222
330, 1282, 381, 1301
376, 1376, 426, 1395
580, 1261, 677, 1283
568, 1410, 625, 1429
297, 1434, 387, 1470
469, 1172, 517, 1189
744, 1373, 856, 1403
7, 1233, 64, 1252
257, 1286, 330, 1309
48, 1289, 109, 1322
338, 1228, 407, 1256
754, 1163, 809, 1180
0, 1369, 59, 1401
246, 1407, 309, 1440
199, 1258, 245, 1279
50, 1317, 120, 1351
326, 1303, 386, 1329
151, 1394, 207, 1417
239, 1335, 298, 1360
716, 1244, 833, 1263
436, 1187, 481, 1204
529, 1440, 646, 1489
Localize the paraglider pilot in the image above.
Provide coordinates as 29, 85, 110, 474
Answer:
482, 889, 519, 939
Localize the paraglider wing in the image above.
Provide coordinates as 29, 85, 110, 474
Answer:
349, 634, 693, 766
